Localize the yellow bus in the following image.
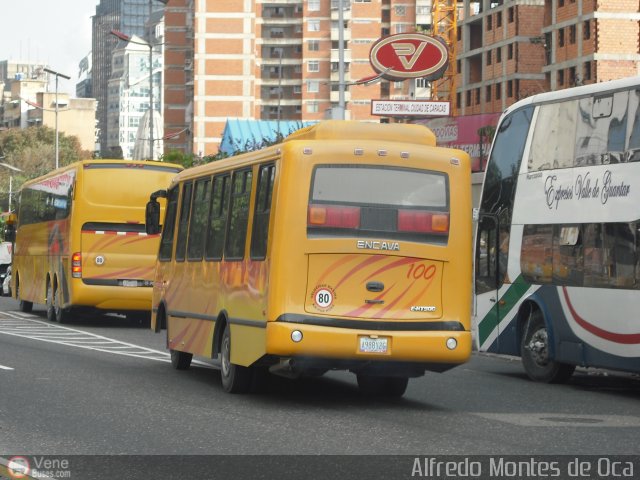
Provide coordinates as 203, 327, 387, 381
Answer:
145, 121, 472, 396
12, 160, 182, 324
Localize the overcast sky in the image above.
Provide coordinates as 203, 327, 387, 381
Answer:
0, 1, 96, 96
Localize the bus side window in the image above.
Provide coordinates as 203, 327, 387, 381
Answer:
159, 186, 179, 262
175, 182, 194, 262
250, 164, 275, 260
225, 169, 253, 260
204, 175, 230, 261
187, 177, 212, 261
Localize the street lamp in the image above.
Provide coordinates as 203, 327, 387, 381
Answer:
43, 68, 71, 170
0, 158, 22, 213
110, 0, 168, 160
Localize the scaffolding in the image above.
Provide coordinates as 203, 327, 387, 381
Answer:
431, 0, 457, 116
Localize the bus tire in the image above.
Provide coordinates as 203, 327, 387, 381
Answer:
46, 282, 55, 322
356, 374, 409, 398
170, 349, 192, 370
521, 311, 575, 383
17, 279, 33, 313
220, 323, 252, 394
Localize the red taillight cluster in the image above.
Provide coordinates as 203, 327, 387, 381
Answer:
308, 205, 361, 229
72, 252, 82, 278
397, 210, 449, 234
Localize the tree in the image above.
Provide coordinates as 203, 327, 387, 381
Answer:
0, 126, 91, 200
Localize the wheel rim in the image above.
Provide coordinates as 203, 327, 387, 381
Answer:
527, 327, 550, 366
221, 333, 231, 378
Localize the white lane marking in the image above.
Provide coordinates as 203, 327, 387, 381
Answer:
0, 364, 14, 370
0, 312, 212, 368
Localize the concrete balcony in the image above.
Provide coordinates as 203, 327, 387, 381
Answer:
330, 28, 351, 41
330, 90, 351, 102
330, 49, 351, 63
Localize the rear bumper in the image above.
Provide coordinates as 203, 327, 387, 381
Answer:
265, 314, 472, 367
70, 281, 152, 312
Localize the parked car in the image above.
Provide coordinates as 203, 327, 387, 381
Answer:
0, 242, 11, 295
1, 265, 10, 297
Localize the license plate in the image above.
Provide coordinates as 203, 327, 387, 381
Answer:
359, 336, 388, 354
122, 280, 138, 287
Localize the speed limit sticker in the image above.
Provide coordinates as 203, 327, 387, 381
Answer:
311, 285, 336, 312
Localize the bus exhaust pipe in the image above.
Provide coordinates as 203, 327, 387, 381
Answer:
269, 358, 301, 379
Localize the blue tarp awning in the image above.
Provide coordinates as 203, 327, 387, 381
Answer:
219, 119, 316, 155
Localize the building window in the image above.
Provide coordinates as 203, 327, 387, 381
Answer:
308, 0, 320, 11
508, 7, 514, 23
308, 60, 320, 72
475, 88, 481, 105
486, 50, 492, 65
507, 80, 513, 98
558, 28, 565, 47
294, 85, 302, 94
569, 66, 576, 86
457, 59, 461, 74
583, 61, 592, 81
559, 0, 564, 6
466, 90, 471, 106
496, 83, 501, 100
558, 69, 565, 86
508, 44, 513, 60
308, 40, 320, 51
569, 24, 576, 44
307, 101, 319, 113
395, 24, 407, 34
583, 20, 591, 40
307, 80, 319, 93
486, 85, 492, 102
416, 78, 429, 88
487, 15, 492, 31
456, 92, 461, 109
308, 20, 320, 31
395, 6, 405, 16
496, 47, 502, 63
496, 12, 502, 28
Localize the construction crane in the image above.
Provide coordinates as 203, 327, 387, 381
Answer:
431, 0, 458, 116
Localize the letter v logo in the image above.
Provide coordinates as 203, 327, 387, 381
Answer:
392, 42, 427, 70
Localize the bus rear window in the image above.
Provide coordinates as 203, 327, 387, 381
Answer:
308, 165, 449, 244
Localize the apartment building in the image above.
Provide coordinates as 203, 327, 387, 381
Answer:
164, 0, 420, 157
91, 0, 167, 157
456, 0, 640, 115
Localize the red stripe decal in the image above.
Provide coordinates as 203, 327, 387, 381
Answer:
562, 287, 640, 344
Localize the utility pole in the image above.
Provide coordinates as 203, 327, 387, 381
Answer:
43, 68, 71, 169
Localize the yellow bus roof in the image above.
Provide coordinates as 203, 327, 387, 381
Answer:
284, 120, 437, 147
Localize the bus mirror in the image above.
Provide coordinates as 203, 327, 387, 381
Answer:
145, 199, 161, 235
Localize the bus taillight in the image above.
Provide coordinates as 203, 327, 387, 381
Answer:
398, 210, 449, 234
72, 252, 82, 278
308, 205, 361, 229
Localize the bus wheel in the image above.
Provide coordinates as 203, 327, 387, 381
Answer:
46, 283, 55, 322
54, 288, 72, 324
170, 349, 192, 370
17, 280, 33, 313
521, 311, 575, 383
220, 323, 252, 394
356, 374, 409, 398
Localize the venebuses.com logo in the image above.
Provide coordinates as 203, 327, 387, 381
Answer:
7, 456, 30, 478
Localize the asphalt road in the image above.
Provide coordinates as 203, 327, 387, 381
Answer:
1, 296, 639, 479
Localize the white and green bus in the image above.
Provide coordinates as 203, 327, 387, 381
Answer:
474, 76, 640, 382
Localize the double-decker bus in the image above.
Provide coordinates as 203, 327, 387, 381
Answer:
145, 120, 473, 396
474, 76, 640, 383
12, 160, 182, 324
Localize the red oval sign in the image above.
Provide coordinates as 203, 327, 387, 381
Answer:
369, 33, 449, 81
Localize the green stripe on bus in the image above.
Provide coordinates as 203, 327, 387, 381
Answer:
478, 275, 531, 345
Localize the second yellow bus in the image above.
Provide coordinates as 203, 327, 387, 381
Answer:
146, 121, 472, 396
